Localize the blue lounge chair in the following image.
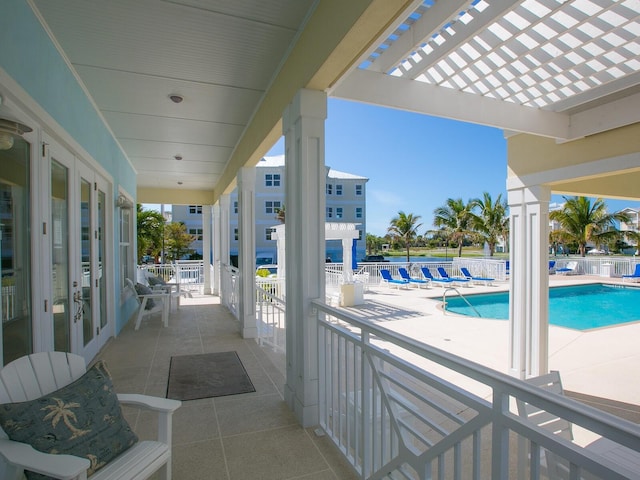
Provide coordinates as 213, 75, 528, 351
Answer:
437, 267, 470, 286
398, 267, 430, 288
549, 260, 556, 273
420, 267, 453, 286
380, 269, 409, 289
459, 267, 494, 286
622, 264, 640, 282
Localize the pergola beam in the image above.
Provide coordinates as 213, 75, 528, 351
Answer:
334, 68, 570, 139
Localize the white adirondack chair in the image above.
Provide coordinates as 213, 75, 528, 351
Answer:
0, 352, 181, 480
125, 278, 170, 330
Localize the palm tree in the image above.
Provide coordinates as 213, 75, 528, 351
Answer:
275, 205, 285, 223
433, 198, 475, 257
137, 205, 165, 261
549, 196, 630, 256
470, 192, 508, 256
387, 211, 423, 262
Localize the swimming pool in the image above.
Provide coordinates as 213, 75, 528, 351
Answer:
445, 283, 640, 331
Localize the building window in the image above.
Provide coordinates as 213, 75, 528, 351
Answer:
326, 207, 333, 218
265, 200, 282, 214
233, 201, 238, 214
356, 184, 363, 196
356, 207, 363, 219
234, 228, 238, 241
336, 184, 343, 196
265, 173, 281, 187
189, 205, 202, 215
119, 206, 132, 288
189, 228, 203, 241
266, 228, 275, 241
358, 229, 363, 240
326, 184, 332, 195
336, 207, 343, 219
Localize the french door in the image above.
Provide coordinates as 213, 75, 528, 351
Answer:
48, 136, 110, 362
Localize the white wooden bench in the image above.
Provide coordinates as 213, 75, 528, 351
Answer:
0, 352, 181, 480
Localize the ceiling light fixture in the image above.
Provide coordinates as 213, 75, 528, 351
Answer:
0, 117, 33, 151
174, 154, 183, 160
0, 94, 33, 151
169, 94, 184, 104
177, 181, 183, 185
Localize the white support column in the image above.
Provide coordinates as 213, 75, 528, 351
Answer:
342, 238, 353, 283
283, 89, 327, 427
237, 167, 257, 338
212, 202, 221, 296
508, 185, 550, 379
202, 205, 213, 294
219, 194, 230, 267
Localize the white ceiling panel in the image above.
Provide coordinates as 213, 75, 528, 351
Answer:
31, 0, 316, 194
103, 112, 244, 147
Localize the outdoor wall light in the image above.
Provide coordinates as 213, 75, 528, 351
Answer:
0, 95, 33, 151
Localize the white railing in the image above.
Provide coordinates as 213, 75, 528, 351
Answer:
454, 257, 509, 281
1, 285, 16, 323
314, 300, 640, 479
173, 260, 204, 293
554, 256, 636, 277
256, 281, 286, 354
221, 263, 239, 319
141, 263, 175, 281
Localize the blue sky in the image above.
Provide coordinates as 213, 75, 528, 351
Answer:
267, 98, 639, 236
147, 98, 638, 236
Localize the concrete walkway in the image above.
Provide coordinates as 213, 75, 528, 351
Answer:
344, 274, 640, 410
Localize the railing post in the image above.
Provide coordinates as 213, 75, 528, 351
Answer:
491, 387, 510, 480
361, 331, 371, 479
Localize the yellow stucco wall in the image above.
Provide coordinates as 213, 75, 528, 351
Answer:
507, 122, 640, 200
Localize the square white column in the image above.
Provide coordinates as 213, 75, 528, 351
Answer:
237, 167, 257, 338
283, 89, 327, 427
508, 185, 550, 379
218, 194, 231, 304
212, 202, 221, 296
202, 205, 212, 294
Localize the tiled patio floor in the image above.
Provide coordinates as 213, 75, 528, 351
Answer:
96, 295, 358, 480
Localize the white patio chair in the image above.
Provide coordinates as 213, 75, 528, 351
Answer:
125, 278, 169, 330
0, 351, 181, 480
517, 371, 640, 479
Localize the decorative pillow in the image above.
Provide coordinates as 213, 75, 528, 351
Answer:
0, 361, 138, 479
134, 282, 156, 309
147, 274, 166, 286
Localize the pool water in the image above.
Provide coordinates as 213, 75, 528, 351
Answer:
445, 284, 640, 331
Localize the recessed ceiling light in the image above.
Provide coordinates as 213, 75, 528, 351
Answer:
169, 94, 183, 103
174, 154, 183, 160
177, 181, 183, 185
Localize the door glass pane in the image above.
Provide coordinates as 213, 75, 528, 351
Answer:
0, 136, 32, 365
98, 189, 107, 329
51, 160, 70, 352
80, 178, 93, 346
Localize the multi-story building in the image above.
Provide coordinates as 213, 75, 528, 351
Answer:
618, 207, 640, 253
170, 204, 204, 259
172, 156, 368, 264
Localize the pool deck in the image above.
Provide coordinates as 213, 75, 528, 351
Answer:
342, 274, 640, 442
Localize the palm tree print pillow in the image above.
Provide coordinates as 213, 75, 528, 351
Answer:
0, 360, 138, 479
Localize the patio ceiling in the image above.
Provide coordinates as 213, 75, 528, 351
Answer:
333, 0, 640, 142
30, 0, 640, 202
32, 0, 317, 194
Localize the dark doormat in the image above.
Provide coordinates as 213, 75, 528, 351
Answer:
167, 351, 255, 401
